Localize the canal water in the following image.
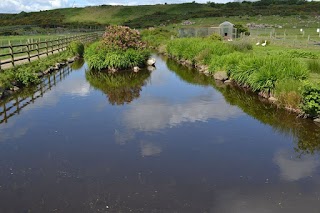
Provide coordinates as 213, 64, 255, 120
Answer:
0, 55, 319, 213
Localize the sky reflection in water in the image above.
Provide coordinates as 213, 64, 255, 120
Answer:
0, 54, 319, 212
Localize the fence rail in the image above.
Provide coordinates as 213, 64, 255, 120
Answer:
0, 33, 99, 70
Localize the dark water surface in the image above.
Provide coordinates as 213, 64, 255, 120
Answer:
0, 55, 320, 213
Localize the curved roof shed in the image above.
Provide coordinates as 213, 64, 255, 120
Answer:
219, 21, 234, 37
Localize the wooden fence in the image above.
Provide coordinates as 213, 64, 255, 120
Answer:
0, 66, 72, 124
0, 33, 99, 70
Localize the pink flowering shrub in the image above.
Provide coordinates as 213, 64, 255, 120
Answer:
102, 25, 146, 51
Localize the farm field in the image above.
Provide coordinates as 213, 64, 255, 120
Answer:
1, 1, 320, 29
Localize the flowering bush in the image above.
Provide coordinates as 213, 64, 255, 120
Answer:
103, 25, 146, 51
85, 26, 150, 71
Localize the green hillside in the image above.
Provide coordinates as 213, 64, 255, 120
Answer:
0, 0, 319, 29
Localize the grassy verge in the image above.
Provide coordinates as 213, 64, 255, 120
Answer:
160, 37, 320, 118
0, 51, 73, 88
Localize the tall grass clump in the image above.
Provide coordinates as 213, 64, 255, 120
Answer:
229, 40, 253, 52
287, 50, 318, 59
306, 59, 320, 74
166, 38, 232, 65
274, 79, 303, 109
231, 56, 309, 93
69, 41, 84, 57
85, 26, 150, 71
209, 52, 246, 75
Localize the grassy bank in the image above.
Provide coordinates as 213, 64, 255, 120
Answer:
0, 41, 85, 99
159, 37, 320, 118
0, 51, 72, 88
85, 26, 150, 71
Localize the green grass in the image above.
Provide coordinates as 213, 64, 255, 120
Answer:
163, 36, 319, 116
274, 79, 303, 109
1, 1, 319, 29
0, 51, 73, 88
307, 59, 320, 74
166, 38, 233, 65
0, 34, 70, 46
85, 41, 150, 71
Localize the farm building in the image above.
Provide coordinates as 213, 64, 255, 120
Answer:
219, 21, 235, 38
179, 21, 237, 39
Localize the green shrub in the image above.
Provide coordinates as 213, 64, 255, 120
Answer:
208, 33, 223, 41
0, 70, 14, 88
234, 24, 250, 37
14, 67, 40, 86
69, 41, 84, 57
301, 82, 320, 117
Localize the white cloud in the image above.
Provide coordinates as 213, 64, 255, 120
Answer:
0, 0, 233, 13
140, 140, 162, 157
274, 149, 319, 181
211, 185, 320, 213
0, 0, 71, 13
122, 95, 242, 132
0, 121, 30, 142
115, 92, 243, 144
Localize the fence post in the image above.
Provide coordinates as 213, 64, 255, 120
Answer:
37, 39, 40, 59
64, 36, 67, 50
0, 40, 2, 70
45, 40, 49, 56
57, 38, 60, 52
3, 103, 7, 123
51, 39, 54, 54
26, 40, 31, 63
16, 97, 20, 114
9, 41, 14, 67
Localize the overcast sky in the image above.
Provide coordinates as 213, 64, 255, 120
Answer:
0, 0, 234, 13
